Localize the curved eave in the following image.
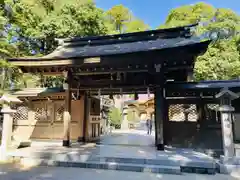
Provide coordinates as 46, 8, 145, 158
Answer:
8, 39, 211, 67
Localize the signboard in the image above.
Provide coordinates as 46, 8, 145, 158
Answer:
101, 98, 114, 107
84, 57, 101, 64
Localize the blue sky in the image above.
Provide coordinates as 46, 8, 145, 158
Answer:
95, 0, 240, 29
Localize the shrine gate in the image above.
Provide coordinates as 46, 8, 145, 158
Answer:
6, 23, 240, 155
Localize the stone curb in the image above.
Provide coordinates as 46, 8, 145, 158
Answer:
18, 157, 182, 175
8, 154, 217, 175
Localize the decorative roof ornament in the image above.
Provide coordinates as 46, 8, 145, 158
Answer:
154, 64, 161, 73
215, 87, 239, 100
0, 93, 22, 104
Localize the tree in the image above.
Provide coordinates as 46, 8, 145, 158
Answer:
106, 4, 149, 33
106, 4, 132, 33
8, 0, 111, 55
125, 19, 149, 33
108, 107, 122, 126
159, 2, 240, 80
1, 0, 113, 89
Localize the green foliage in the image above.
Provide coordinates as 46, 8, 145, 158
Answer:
159, 2, 240, 80
1, 0, 113, 90
106, 4, 132, 33
8, 0, 110, 55
0, 1, 240, 92
109, 107, 122, 125
125, 19, 149, 33
106, 4, 149, 33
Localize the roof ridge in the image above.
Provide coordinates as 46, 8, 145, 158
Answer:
56, 23, 198, 44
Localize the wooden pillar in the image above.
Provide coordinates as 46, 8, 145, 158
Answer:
154, 87, 167, 150
197, 100, 205, 124
187, 70, 194, 82
153, 63, 167, 150
82, 92, 89, 142
163, 99, 169, 145
62, 70, 72, 147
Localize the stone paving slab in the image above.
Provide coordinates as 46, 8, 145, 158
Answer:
7, 143, 216, 175
6, 130, 217, 175
0, 165, 239, 180
100, 130, 155, 147
16, 157, 182, 175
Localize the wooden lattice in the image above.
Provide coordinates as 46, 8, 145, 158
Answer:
13, 105, 29, 121
169, 104, 197, 122
55, 103, 64, 121
34, 104, 48, 121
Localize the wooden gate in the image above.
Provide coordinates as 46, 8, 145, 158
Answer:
30, 100, 65, 140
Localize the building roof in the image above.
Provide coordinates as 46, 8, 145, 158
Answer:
8, 24, 211, 67
11, 88, 65, 97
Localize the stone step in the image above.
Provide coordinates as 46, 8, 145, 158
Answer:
90, 156, 216, 169
10, 154, 217, 175
17, 157, 181, 175
10, 153, 216, 171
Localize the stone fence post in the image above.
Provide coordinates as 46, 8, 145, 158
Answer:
0, 94, 22, 160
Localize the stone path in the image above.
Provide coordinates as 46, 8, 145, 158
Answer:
0, 164, 239, 180
6, 130, 217, 174
100, 129, 155, 146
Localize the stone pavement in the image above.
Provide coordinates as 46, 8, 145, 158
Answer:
100, 129, 155, 146
0, 164, 239, 180
5, 129, 218, 175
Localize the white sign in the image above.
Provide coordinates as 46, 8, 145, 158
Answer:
84, 57, 101, 64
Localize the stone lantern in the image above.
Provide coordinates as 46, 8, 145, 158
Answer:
215, 88, 239, 159
0, 93, 22, 158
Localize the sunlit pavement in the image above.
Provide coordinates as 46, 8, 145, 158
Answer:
0, 164, 239, 180
101, 129, 155, 146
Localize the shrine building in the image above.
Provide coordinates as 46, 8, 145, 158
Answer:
2, 23, 240, 156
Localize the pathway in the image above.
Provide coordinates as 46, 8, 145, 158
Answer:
0, 164, 239, 180
5, 129, 218, 174
100, 129, 155, 146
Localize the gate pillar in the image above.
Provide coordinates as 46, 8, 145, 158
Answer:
154, 87, 167, 150
62, 70, 72, 147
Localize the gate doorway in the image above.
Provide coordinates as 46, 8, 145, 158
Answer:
100, 94, 156, 147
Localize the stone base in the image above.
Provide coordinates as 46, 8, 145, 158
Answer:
217, 156, 240, 174
156, 144, 164, 151
77, 137, 84, 142
0, 148, 11, 162
220, 155, 240, 164
62, 140, 71, 147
